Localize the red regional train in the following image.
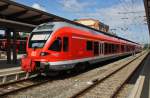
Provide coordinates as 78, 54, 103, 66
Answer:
21, 22, 141, 73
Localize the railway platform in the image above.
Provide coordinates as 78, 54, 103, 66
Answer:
140, 52, 150, 98
128, 51, 150, 98
0, 50, 148, 97
0, 53, 24, 69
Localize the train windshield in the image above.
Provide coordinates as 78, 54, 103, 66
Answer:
28, 31, 52, 48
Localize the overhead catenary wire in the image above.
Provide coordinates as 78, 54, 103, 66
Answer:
114, 0, 148, 44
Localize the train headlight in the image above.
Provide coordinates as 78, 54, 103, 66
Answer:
22, 54, 27, 58
40, 52, 49, 56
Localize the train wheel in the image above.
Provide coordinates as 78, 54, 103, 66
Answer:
74, 62, 87, 73
46, 71, 59, 76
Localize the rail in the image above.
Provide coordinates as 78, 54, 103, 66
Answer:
0, 67, 38, 85
0, 75, 50, 97
70, 51, 148, 98
0, 71, 28, 84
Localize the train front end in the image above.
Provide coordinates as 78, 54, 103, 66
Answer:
21, 23, 54, 73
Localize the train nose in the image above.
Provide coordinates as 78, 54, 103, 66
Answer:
40, 52, 50, 56
21, 57, 36, 72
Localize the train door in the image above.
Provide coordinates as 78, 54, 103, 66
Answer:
62, 36, 69, 59
99, 42, 104, 55
94, 42, 99, 56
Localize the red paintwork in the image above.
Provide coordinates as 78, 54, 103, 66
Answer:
21, 26, 141, 72
21, 56, 35, 72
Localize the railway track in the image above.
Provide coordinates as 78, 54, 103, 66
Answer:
0, 67, 51, 97
1, 51, 148, 98
0, 68, 29, 84
69, 51, 148, 98
0, 74, 50, 97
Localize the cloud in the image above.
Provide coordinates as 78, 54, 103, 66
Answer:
32, 3, 46, 11
76, 1, 145, 29
58, 0, 96, 12
59, 0, 147, 43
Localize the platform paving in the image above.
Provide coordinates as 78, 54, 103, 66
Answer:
0, 54, 24, 69
140, 51, 150, 98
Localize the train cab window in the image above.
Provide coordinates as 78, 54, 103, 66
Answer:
49, 37, 62, 51
29, 31, 51, 48
63, 37, 69, 52
86, 41, 93, 51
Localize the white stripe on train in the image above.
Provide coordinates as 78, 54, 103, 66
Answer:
48, 52, 131, 66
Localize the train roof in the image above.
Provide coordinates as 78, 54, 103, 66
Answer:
33, 21, 140, 45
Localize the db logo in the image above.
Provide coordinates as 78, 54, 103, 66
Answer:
51, 53, 59, 57
31, 51, 36, 56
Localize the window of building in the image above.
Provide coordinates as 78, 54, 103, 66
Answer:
49, 37, 62, 51
86, 41, 93, 50
63, 37, 69, 52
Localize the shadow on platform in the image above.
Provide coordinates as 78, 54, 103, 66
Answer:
0, 54, 24, 69
0, 59, 20, 69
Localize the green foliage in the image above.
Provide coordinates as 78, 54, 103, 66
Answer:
143, 43, 150, 49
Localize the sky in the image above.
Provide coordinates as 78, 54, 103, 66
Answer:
10, 0, 150, 44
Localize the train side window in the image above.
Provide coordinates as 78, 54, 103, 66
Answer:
104, 43, 108, 54
86, 41, 93, 50
108, 43, 110, 54
63, 37, 69, 52
49, 37, 62, 51
99, 43, 101, 54
102, 43, 104, 54
112, 44, 114, 53
121, 45, 124, 52
112, 44, 116, 53
94, 42, 99, 55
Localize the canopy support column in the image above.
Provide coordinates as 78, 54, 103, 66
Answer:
6, 28, 11, 63
12, 30, 17, 64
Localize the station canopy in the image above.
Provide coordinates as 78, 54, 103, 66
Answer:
0, 0, 140, 44
0, 0, 117, 35
144, 0, 150, 35
0, 0, 73, 32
